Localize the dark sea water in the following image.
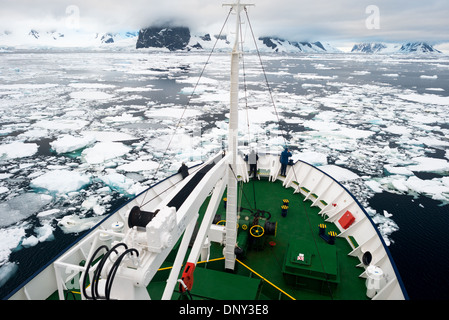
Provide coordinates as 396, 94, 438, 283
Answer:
1, 50, 448, 299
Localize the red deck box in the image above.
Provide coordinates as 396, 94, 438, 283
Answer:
339, 210, 355, 229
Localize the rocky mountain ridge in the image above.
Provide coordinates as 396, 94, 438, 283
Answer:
0, 27, 444, 55
351, 42, 442, 54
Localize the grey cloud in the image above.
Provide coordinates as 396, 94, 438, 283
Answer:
0, 0, 447, 44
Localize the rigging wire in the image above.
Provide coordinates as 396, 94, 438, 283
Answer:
244, 6, 334, 299
244, 7, 288, 148
239, 9, 258, 211
139, 7, 233, 209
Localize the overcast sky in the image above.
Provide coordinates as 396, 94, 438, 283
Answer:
1, 0, 448, 48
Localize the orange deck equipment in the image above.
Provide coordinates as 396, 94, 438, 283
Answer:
338, 210, 355, 229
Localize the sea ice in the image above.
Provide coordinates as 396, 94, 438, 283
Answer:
371, 214, 399, 246
0, 262, 18, 287
30, 170, 91, 194
383, 210, 393, 218
384, 165, 414, 176
295, 151, 327, 166
81, 131, 138, 142
103, 113, 142, 123
50, 135, 96, 154
404, 176, 449, 201
33, 119, 90, 131
384, 125, 412, 136
70, 90, 114, 100
57, 214, 103, 233
397, 93, 449, 106
0, 193, 52, 227
0, 141, 38, 159
144, 107, 202, 119
21, 222, 54, 248
81, 196, 106, 215
391, 179, 409, 193
365, 180, 383, 193
37, 209, 61, 218
0, 227, 26, 264
319, 165, 360, 182
81, 142, 130, 164
420, 75, 438, 79
117, 160, 159, 172
68, 83, 116, 89
406, 157, 449, 173
99, 172, 146, 197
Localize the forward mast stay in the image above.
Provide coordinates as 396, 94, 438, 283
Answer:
223, 0, 254, 271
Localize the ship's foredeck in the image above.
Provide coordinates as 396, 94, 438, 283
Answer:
147, 178, 368, 300
47, 177, 369, 300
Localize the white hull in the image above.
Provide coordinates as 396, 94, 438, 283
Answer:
8, 153, 407, 300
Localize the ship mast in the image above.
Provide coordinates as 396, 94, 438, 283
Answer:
223, 0, 253, 271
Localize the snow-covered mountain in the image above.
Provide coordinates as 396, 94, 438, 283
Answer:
135, 26, 341, 53
351, 42, 442, 54
0, 29, 138, 50
0, 26, 341, 53
1, 27, 443, 55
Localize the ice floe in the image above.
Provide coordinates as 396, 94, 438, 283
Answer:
33, 119, 90, 131
1, 51, 449, 291
0, 193, 52, 227
50, 135, 96, 154
397, 93, 449, 106
30, 170, 91, 194
57, 214, 103, 233
21, 222, 55, 248
70, 90, 115, 100
406, 157, 449, 173
117, 159, 159, 172
81, 131, 138, 142
0, 227, 26, 264
320, 165, 360, 182
0, 142, 38, 159
81, 142, 131, 164
99, 172, 146, 196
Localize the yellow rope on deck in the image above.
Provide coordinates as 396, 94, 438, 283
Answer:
236, 258, 296, 300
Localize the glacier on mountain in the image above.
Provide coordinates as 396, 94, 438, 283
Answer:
351, 42, 442, 54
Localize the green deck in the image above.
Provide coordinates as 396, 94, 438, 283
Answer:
207, 178, 368, 300
52, 178, 369, 300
